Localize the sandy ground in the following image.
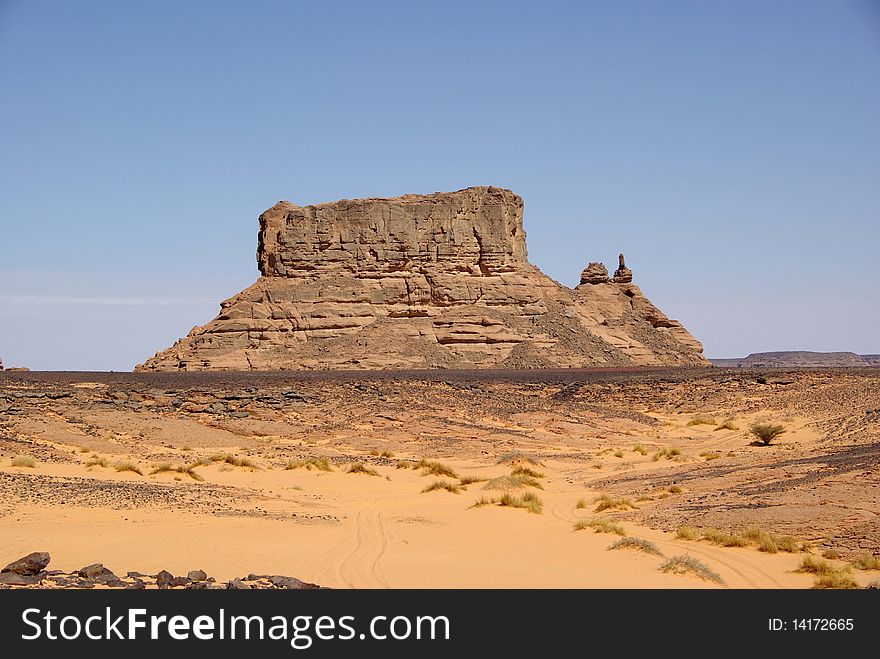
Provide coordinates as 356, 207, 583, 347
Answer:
1, 368, 878, 588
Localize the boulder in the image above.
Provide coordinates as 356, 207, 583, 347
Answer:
2, 552, 50, 576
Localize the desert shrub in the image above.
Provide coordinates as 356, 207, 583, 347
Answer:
822, 548, 840, 560
347, 462, 380, 477
613, 450, 624, 458
632, 443, 648, 456
700, 451, 721, 461
668, 485, 683, 494
594, 494, 636, 512
422, 480, 461, 494
11, 454, 36, 468
499, 491, 543, 514
152, 463, 203, 481
609, 537, 662, 556
714, 418, 738, 431
86, 455, 109, 468
687, 416, 718, 427
675, 526, 700, 540
370, 449, 395, 458
79, 446, 90, 453
395, 460, 417, 469
575, 499, 588, 509
660, 555, 725, 585
749, 423, 786, 445
814, 571, 859, 589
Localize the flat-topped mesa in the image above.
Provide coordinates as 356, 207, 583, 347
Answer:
137, 187, 708, 371
257, 187, 527, 277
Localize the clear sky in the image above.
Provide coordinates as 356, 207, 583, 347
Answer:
1, 0, 878, 370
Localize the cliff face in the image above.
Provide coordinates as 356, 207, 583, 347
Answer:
137, 187, 708, 371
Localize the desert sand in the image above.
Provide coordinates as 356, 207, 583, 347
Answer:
1, 368, 878, 588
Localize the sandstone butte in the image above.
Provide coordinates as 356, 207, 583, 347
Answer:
137, 187, 708, 371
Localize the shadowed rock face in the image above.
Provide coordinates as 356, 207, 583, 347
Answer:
137, 187, 707, 371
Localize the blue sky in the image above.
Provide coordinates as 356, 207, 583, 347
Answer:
1, 0, 878, 370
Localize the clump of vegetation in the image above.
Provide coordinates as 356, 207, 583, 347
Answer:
749, 422, 786, 446
347, 462, 380, 477
742, 528, 780, 553
469, 496, 497, 508
668, 485, 683, 494
609, 537, 663, 556
687, 416, 718, 427
458, 475, 485, 485
395, 460, 417, 469
700, 451, 721, 461
702, 528, 749, 548
714, 418, 738, 431
675, 526, 700, 540
495, 451, 541, 466
210, 453, 258, 469
511, 465, 544, 479
150, 463, 203, 481
575, 499, 588, 509
417, 460, 458, 479
370, 449, 395, 458
613, 450, 624, 458
422, 480, 461, 494
483, 474, 543, 490
113, 461, 143, 475
632, 443, 648, 456
594, 494, 637, 512
822, 548, 840, 560
11, 454, 36, 468
285, 457, 332, 472
86, 455, 109, 468
573, 517, 626, 536
797, 556, 858, 589
498, 491, 543, 514
652, 447, 682, 462
78, 446, 90, 453
851, 553, 880, 571
660, 555, 725, 585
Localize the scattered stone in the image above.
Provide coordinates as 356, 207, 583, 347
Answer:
187, 569, 208, 582
78, 563, 114, 579
155, 570, 174, 587
226, 578, 251, 590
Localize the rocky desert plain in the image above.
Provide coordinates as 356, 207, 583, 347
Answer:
1, 187, 877, 589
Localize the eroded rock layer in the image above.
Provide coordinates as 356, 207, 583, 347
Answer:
137, 187, 707, 371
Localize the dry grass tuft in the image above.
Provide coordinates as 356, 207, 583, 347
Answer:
510, 465, 544, 479
851, 553, 880, 571
369, 449, 395, 458
498, 491, 543, 514
458, 475, 485, 485
700, 451, 722, 461
660, 555, 725, 585
687, 416, 718, 427
495, 451, 541, 466
86, 455, 110, 468
11, 454, 36, 468
285, 457, 332, 472
113, 461, 143, 475
668, 485, 683, 494
609, 537, 663, 556
573, 517, 626, 535
575, 499, 588, 509
594, 494, 637, 512
714, 418, 739, 431
632, 443, 648, 456
675, 526, 700, 541
418, 460, 459, 479
469, 496, 497, 509
210, 453, 258, 469
422, 480, 462, 494
702, 528, 749, 548
484, 473, 543, 490
347, 462, 380, 477
652, 447, 682, 461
